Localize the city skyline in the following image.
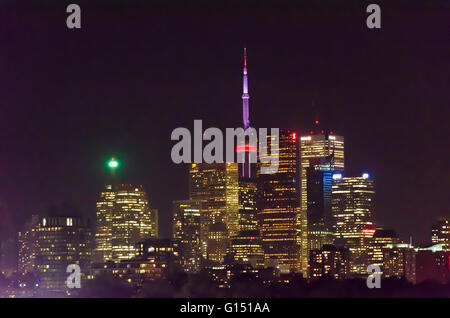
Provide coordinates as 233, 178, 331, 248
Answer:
0, 3, 448, 247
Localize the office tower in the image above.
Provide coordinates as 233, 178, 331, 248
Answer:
367, 229, 400, 269
173, 200, 202, 273
332, 173, 375, 276
309, 244, 349, 279
94, 184, 156, 263
305, 157, 335, 252
18, 215, 40, 274
149, 209, 159, 238
35, 216, 92, 291
300, 127, 344, 276
382, 243, 416, 284
431, 218, 449, 251
189, 163, 239, 263
230, 179, 264, 267
258, 130, 301, 273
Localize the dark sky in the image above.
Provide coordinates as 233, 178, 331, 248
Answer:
0, 1, 449, 244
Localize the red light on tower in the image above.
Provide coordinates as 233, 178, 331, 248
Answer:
315, 120, 319, 125
292, 132, 297, 140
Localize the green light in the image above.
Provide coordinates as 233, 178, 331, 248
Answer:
108, 158, 119, 168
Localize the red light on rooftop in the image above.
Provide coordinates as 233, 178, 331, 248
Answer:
292, 132, 297, 140
315, 120, 319, 125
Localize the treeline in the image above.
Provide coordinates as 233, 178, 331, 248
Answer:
76, 272, 450, 298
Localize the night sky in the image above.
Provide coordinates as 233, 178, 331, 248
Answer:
0, 1, 448, 243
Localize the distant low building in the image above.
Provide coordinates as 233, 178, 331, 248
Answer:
415, 244, 450, 284
91, 238, 181, 287
309, 244, 349, 279
382, 243, 416, 284
367, 229, 400, 270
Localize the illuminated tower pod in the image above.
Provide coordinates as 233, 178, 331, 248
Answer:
188, 163, 239, 264
173, 200, 202, 273
299, 130, 344, 276
94, 184, 158, 263
257, 130, 301, 273
331, 173, 375, 276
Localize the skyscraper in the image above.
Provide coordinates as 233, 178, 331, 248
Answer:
173, 200, 202, 273
367, 229, 400, 271
94, 184, 156, 263
258, 130, 301, 273
35, 216, 92, 291
149, 209, 159, 238
189, 163, 239, 264
230, 179, 264, 267
305, 157, 335, 251
332, 173, 375, 276
18, 215, 40, 274
300, 126, 344, 276
431, 218, 449, 251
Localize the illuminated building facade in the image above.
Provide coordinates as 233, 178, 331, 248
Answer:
382, 243, 416, 283
309, 244, 349, 279
18, 215, 40, 274
189, 163, 239, 263
229, 179, 264, 267
94, 184, 156, 263
300, 129, 344, 276
258, 130, 300, 272
91, 238, 180, 286
149, 209, 159, 238
367, 229, 400, 270
305, 157, 335, 253
35, 216, 92, 291
332, 173, 375, 276
431, 218, 449, 251
173, 200, 202, 273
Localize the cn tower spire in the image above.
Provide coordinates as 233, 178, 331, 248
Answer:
242, 48, 250, 130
